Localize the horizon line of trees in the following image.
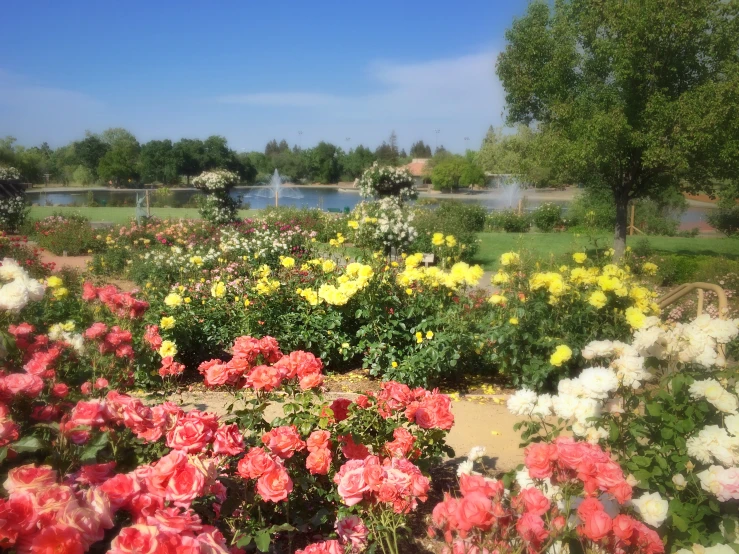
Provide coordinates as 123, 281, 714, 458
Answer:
0, 129, 456, 187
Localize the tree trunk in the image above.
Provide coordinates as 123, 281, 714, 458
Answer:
613, 193, 629, 260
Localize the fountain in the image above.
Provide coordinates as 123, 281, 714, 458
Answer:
247, 169, 304, 207
500, 181, 522, 209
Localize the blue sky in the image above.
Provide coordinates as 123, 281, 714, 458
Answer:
1, 1, 529, 153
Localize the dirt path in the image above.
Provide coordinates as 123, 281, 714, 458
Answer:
165, 389, 525, 472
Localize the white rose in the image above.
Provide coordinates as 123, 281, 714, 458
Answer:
632, 492, 669, 528
672, 474, 687, 490
725, 414, 739, 437
0, 280, 29, 312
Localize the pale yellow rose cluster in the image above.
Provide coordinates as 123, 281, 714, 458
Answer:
397, 255, 484, 291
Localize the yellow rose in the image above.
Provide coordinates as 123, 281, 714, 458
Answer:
572, 252, 587, 264
500, 252, 520, 266
164, 293, 183, 307
550, 345, 572, 367
347, 220, 359, 229
46, 276, 63, 288
431, 233, 445, 246
280, 256, 295, 268
588, 290, 608, 309
160, 316, 175, 330
642, 262, 658, 275
625, 307, 647, 329
158, 340, 178, 358
509, 317, 519, 325
53, 287, 69, 299
445, 235, 457, 247
211, 281, 226, 298
426, 330, 434, 339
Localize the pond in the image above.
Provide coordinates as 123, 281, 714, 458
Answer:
25, 187, 712, 226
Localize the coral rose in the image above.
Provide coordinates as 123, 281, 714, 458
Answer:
306, 448, 332, 475
237, 447, 277, 479
261, 426, 305, 459
213, 423, 245, 456
256, 466, 293, 502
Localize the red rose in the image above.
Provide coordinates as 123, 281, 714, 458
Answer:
329, 398, 352, 422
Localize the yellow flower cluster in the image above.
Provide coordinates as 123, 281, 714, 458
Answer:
500, 252, 520, 266
211, 281, 226, 298
397, 256, 484, 290
315, 263, 374, 306
432, 233, 457, 247
254, 278, 281, 296
296, 287, 319, 306
329, 233, 346, 247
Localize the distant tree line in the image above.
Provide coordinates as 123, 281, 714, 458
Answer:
0, 129, 447, 187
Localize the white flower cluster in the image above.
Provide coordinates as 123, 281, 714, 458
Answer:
0, 166, 21, 180
355, 162, 417, 200
198, 194, 239, 224
192, 169, 239, 191
218, 226, 302, 259
48, 323, 85, 354
632, 314, 738, 368
365, 197, 418, 251
0, 258, 46, 312
0, 195, 28, 233
139, 244, 222, 270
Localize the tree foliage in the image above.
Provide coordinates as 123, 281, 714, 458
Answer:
496, 0, 739, 256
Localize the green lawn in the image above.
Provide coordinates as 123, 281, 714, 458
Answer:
29, 206, 259, 224
473, 232, 738, 270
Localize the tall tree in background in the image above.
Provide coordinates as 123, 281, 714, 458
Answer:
97, 128, 140, 185
306, 141, 341, 184
375, 131, 400, 165
409, 140, 432, 158
139, 140, 180, 183
74, 134, 109, 178
173, 139, 205, 184
342, 145, 376, 179
496, 0, 739, 257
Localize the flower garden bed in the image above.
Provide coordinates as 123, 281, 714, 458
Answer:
2, 174, 739, 553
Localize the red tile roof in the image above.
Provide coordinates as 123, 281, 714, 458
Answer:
404, 158, 429, 177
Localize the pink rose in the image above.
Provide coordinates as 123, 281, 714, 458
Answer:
261, 426, 305, 459
456, 491, 494, 532
519, 487, 550, 516
213, 424, 245, 456
306, 430, 332, 452
336, 516, 369, 552
256, 466, 293, 502
580, 509, 612, 542
3, 463, 57, 493
237, 447, 277, 479
516, 512, 549, 544
524, 443, 557, 479
306, 448, 332, 475
109, 524, 161, 554
336, 467, 368, 506
246, 365, 282, 391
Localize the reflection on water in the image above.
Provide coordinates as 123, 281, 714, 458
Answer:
25, 187, 713, 225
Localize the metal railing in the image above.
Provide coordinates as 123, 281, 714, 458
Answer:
658, 282, 730, 366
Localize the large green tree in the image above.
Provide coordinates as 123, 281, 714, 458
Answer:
97, 128, 140, 185
496, 0, 739, 256
173, 139, 205, 184
139, 139, 180, 184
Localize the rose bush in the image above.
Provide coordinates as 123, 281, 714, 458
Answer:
508, 313, 739, 552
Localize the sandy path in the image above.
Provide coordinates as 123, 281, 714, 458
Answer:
165, 390, 525, 472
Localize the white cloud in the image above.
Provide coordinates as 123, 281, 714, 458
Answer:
214, 50, 505, 149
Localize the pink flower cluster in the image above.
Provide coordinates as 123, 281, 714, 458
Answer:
84, 322, 134, 358
355, 380, 455, 430
296, 516, 370, 554
82, 281, 149, 319
197, 335, 324, 391
430, 438, 664, 554
0, 456, 228, 554
334, 455, 430, 514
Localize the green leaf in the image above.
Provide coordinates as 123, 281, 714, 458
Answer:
254, 531, 271, 552
10, 436, 45, 453
80, 432, 110, 462
672, 514, 688, 532
235, 534, 253, 548
632, 455, 652, 467
645, 403, 662, 417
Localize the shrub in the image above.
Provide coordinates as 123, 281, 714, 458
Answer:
33, 213, 104, 255
657, 255, 699, 286
356, 162, 416, 200
708, 205, 739, 237
508, 315, 739, 552
531, 202, 563, 231
0, 194, 29, 234
193, 169, 240, 223
484, 250, 659, 388
485, 210, 531, 233
410, 202, 484, 260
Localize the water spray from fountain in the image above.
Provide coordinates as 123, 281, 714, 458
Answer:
247, 169, 304, 207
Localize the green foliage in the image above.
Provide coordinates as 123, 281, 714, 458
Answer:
496, 0, 739, 255
657, 255, 700, 286
485, 210, 531, 233
708, 205, 739, 237
33, 213, 104, 255
431, 158, 466, 191
531, 202, 563, 232
411, 202, 484, 260
71, 165, 95, 185
409, 140, 432, 158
